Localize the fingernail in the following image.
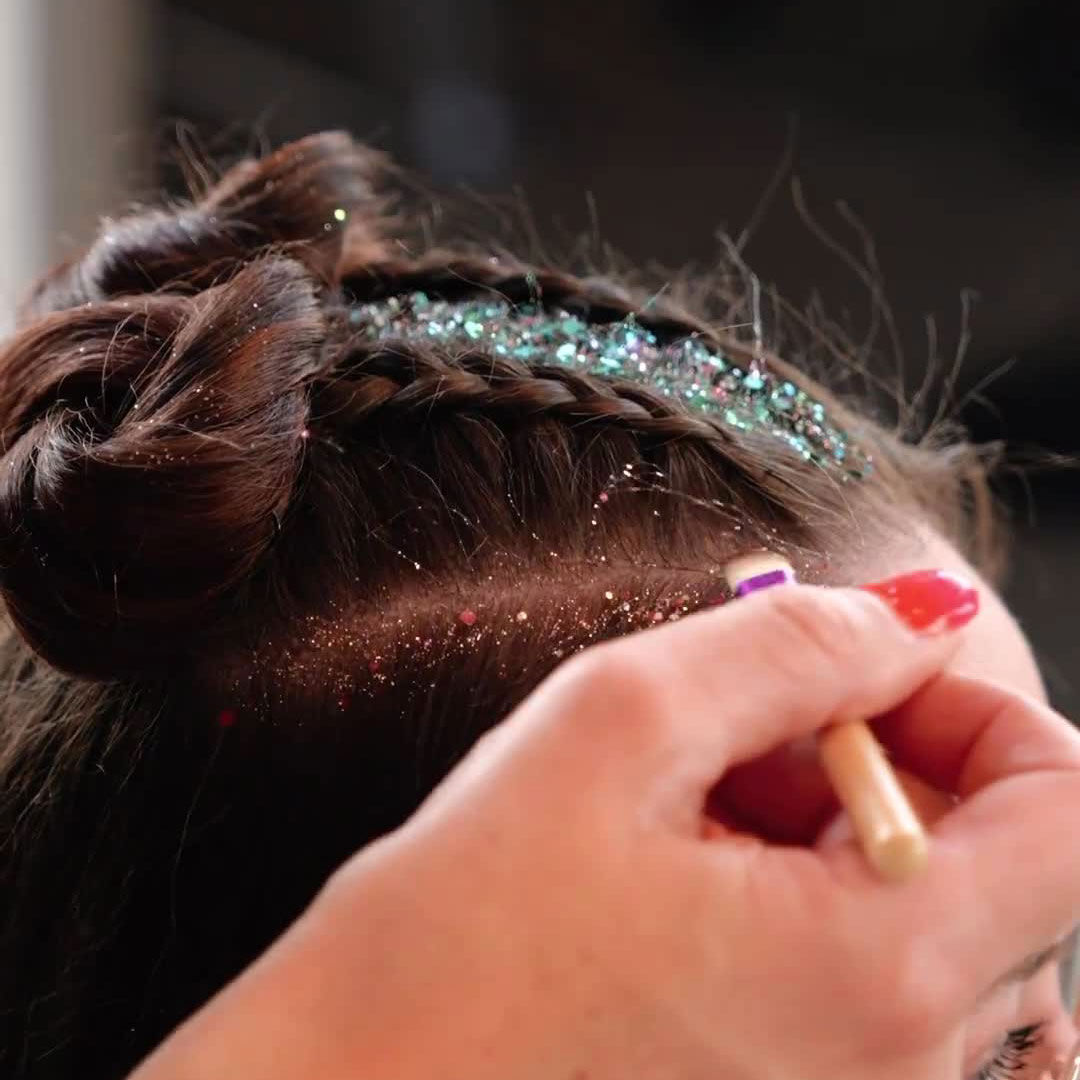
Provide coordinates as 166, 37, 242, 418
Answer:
861, 569, 979, 634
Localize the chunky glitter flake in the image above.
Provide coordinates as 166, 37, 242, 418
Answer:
350, 291, 870, 480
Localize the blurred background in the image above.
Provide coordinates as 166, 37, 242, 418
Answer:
0, 0, 1076, 710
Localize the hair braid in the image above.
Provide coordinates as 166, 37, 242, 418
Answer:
327, 258, 818, 503
315, 340, 740, 449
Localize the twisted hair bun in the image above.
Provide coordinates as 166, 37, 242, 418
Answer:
0, 133, 385, 678
23, 132, 388, 316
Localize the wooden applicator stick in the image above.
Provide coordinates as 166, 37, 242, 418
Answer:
723, 553, 929, 883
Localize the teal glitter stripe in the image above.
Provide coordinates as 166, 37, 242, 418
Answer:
349, 291, 871, 480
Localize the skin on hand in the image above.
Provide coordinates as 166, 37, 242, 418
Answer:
129, 542, 1080, 1080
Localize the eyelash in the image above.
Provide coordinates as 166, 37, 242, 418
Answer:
975, 1023, 1045, 1080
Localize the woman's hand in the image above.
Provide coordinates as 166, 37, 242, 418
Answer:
130, 578, 1080, 1080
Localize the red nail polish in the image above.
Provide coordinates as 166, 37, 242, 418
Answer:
861, 569, 979, 633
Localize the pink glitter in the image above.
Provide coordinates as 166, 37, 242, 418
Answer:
598, 492, 609, 503
458, 609, 477, 626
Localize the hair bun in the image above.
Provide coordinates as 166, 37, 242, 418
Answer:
23, 131, 389, 318
0, 259, 324, 678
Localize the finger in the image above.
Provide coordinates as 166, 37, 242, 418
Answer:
873, 673, 1080, 796
875, 676, 1080, 979
542, 582, 969, 804
865, 677, 1080, 986
922, 767, 1080, 993
804, 677, 1080, 995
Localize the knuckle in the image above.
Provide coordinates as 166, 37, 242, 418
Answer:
872, 946, 956, 1049
834, 925, 956, 1052
756, 587, 875, 675
555, 640, 672, 749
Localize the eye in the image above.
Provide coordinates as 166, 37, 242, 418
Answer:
973, 1023, 1044, 1080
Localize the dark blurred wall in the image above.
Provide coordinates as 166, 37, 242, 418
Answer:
155, 0, 1080, 710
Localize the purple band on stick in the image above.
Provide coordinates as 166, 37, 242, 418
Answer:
734, 568, 794, 597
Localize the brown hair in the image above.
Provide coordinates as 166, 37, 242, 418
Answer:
0, 132, 990, 1078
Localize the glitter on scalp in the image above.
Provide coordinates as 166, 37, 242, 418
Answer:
242, 575, 735, 713
349, 291, 871, 480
